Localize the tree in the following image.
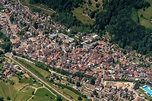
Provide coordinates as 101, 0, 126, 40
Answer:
78, 96, 82, 100
7, 96, 11, 100
76, 82, 81, 87
96, 3, 100, 8
10, 80, 14, 85
88, 0, 92, 5
56, 96, 62, 101
90, 78, 95, 85
95, 0, 151, 55
0, 50, 3, 55
12, 50, 16, 55
0, 24, 2, 30
32, 91, 35, 95
0, 97, 3, 101
50, 78, 54, 83
90, 11, 95, 18
93, 90, 98, 96
34, 22, 38, 29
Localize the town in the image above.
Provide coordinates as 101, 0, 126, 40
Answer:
0, 0, 152, 101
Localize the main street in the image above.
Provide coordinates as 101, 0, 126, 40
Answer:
5, 53, 72, 101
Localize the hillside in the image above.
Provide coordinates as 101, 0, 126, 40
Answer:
94, 0, 152, 54
138, 0, 152, 28
28, 0, 152, 55
30, 0, 84, 12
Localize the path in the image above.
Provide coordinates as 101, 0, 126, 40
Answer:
27, 85, 56, 101
5, 53, 72, 101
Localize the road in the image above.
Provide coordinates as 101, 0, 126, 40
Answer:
5, 53, 71, 101
14, 55, 34, 64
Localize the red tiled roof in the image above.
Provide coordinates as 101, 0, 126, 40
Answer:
3, 70, 9, 75
86, 72, 94, 76
79, 68, 87, 71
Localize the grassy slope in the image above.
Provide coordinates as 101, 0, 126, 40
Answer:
15, 58, 50, 79
31, 88, 56, 101
0, 57, 56, 101
14, 87, 35, 101
72, 0, 103, 25
9, 76, 28, 91
72, 7, 94, 24
15, 58, 71, 101
0, 80, 33, 101
131, 8, 139, 23
0, 81, 16, 101
0, 74, 56, 101
138, 0, 152, 28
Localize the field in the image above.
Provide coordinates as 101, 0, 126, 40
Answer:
72, 7, 94, 24
15, 58, 50, 79
0, 75, 57, 101
0, 81, 16, 101
72, 0, 103, 25
30, 88, 56, 101
0, 80, 34, 101
20, 0, 99, 25
0, 56, 57, 101
15, 58, 70, 101
15, 57, 88, 101
9, 76, 29, 91
14, 87, 35, 101
138, 0, 152, 28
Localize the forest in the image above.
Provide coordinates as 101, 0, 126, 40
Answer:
30, 0, 85, 28
30, 0, 152, 55
94, 0, 152, 54
30, 0, 84, 12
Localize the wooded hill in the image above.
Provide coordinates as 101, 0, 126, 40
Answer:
94, 0, 152, 55
30, 0, 85, 12
30, 0, 152, 55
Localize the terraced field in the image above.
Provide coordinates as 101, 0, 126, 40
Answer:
138, 0, 152, 28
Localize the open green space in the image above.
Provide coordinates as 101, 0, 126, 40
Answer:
72, 7, 94, 25
0, 80, 34, 101
131, 8, 139, 23
72, 0, 103, 24
31, 88, 56, 101
0, 74, 57, 101
9, 76, 29, 91
15, 57, 88, 101
15, 58, 69, 101
138, 0, 152, 28
15, 58, 50, 79
63, 88, 86, 101
0, 81, 16, 101
14, 87, 35, 101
